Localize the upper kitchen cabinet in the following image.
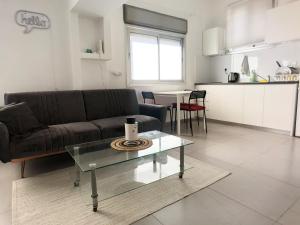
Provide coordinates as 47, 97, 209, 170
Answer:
203, 27, 225, 56
266, 1, 300, 44
227, 0, 273, 49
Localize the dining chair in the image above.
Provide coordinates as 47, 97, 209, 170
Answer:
173, 90, 207, 136
141, 91, 174, 130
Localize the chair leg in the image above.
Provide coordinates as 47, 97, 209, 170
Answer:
21, 161, 25, 178
197, 110, 200, 126
189, 110, 193, 136
174, 108, 177, 131
169, 109, 173, 131
203, 110, 208, 133
185, 110, 188, 129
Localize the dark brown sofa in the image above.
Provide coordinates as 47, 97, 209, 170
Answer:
0, 89, 167, 177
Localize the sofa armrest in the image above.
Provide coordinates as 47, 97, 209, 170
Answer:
139, 104, 167, 130
0, 122, 10, 163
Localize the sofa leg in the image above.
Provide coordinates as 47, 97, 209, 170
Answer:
21, 161, 25, 178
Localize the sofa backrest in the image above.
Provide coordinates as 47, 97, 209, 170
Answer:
4, 91, 86, 125
82, 89, 139, 120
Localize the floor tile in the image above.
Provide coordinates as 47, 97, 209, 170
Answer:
0, 178, 12, 214
278, 210, 300, 225
278, 198, 300, 225
2, 121, 300, 225
193, 141, 267, 166
131, 215, 162, 225
210, 166, 300, 221
154, 188, 275, 225
0, 211, 11, 225
241, 153, 300, 187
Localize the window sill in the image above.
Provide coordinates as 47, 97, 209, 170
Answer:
128, 80, 185, 87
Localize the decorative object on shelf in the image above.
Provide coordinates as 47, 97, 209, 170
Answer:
97, 40, 104, 55
97, 38, 112, 60
125, 117, 138, 141
110, 137, 153, 151
85, 49, 93, 53
15, 10, 50, 33
111, 71, 122, 77
81, 52, 100, 59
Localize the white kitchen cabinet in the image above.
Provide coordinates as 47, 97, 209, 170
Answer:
196, 85, 244, 123
266, 1, 300, 43
195, 83, 298, 133
197, 85, 224, 120
263, 85, 297, 131
202, 27, 225, 56
221, 86, 244, 123
243, 85, 264, 126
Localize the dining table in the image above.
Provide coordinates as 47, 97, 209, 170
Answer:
154, 90, 192, 136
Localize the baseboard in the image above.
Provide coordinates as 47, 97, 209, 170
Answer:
165, 118, 292, 137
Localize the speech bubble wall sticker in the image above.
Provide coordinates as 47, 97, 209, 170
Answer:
15, 10, 51, 33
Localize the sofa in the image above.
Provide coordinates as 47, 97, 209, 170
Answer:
0, 89, 167, 177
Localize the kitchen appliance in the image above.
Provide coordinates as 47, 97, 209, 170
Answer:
228, 72, 240, 83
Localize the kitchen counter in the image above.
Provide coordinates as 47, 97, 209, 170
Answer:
195, 82, 298, 136
195, 81, 299, 85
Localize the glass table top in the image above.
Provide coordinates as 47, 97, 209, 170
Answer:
66, 131, 193, 172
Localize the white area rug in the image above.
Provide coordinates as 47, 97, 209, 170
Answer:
12, 155, 230, 225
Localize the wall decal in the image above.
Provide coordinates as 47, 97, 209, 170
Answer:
15, 10, 51, 33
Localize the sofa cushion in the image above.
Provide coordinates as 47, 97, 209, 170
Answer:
91, 115, 161, 139
4, 91, 86, 125
82, 89, 139, 121
0, 102, 46, 137
10, 122, 101, 159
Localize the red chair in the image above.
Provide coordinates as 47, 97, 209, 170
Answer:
173, 90, 207, 136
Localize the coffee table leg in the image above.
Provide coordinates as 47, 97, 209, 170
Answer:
74, 165, 80, 187
153, 154, 157, 172
179, 146, 184, 178
153, 154, 157, 164
90, 163, 98, 212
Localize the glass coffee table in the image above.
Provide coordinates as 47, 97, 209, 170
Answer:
66, 131, 193, 212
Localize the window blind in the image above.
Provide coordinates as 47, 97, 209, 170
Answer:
123, 4, 188, 34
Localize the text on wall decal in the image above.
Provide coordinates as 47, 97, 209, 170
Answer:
15, 10, 51, 33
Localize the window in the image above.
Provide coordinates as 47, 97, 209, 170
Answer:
128, 29, 184, 83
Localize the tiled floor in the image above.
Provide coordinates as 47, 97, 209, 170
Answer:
1, 121, 300, 225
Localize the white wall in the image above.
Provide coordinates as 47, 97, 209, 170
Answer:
207, 0, 300, 83
69, 0, 215, 107
0, 0, 73, 105
0, 0, 215, 107
210, 42, 300, 83
104, 0, 214, 105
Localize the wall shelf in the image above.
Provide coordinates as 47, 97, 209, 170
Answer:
81, 52, 100, 60
80, 52, 111, 61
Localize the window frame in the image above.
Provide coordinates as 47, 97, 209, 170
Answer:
126, 26, 186, 86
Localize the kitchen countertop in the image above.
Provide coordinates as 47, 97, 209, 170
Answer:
195, 81, 299, 85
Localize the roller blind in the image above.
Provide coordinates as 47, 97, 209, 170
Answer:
227, 0, 273, 48
123, 4, 188, 34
